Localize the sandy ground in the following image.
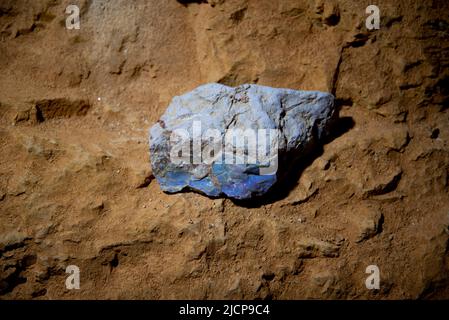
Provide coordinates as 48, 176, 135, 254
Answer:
0, 0, 448, 299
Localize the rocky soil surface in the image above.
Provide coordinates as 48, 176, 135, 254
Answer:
0, 0, 448, 299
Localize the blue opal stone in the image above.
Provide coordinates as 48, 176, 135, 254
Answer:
149, 83, 335, 199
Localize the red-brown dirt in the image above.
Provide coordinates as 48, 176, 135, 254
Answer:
0, 0, 448, 299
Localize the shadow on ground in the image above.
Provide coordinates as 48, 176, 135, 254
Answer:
231, 113, 355, 208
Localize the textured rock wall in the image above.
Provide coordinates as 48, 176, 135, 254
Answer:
0, 0, 448, 299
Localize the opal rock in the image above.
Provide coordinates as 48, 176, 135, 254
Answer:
149, 83, 335, 199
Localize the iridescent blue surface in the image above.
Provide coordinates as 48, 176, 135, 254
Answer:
157, 164, 277, 199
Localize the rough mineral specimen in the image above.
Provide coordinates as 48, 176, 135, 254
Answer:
149, 83, 335, 199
